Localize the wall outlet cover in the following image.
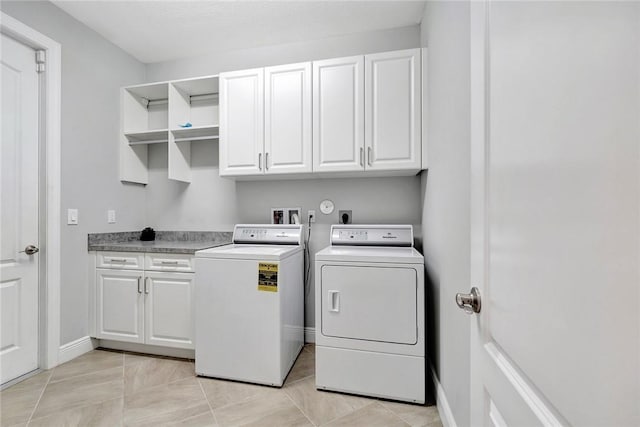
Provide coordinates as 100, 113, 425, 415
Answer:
107, 210, 116, 224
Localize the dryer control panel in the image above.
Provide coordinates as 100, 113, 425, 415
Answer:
330, 225, 413, 247
233, 224, 304, 245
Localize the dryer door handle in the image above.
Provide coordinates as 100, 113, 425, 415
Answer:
328, 290, 340, 312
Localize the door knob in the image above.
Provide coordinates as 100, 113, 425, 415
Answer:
456, 287, 481, 314
20, 245, 39, 255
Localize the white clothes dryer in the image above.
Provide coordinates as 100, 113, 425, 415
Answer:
315, 225, 425, 403
195, 224, 304, 387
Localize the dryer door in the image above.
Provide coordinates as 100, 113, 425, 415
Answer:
320, 265, 417, 344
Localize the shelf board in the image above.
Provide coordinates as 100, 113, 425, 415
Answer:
170, 125, 219, 141
125, 129, 169, 145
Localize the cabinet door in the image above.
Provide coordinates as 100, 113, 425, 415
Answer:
144, 272, 195, 349
264, 62, 312, 174
365, 48, 421, 171
313, 56, 365, 172
96, 269, 144, 343
219, 68, 264, 176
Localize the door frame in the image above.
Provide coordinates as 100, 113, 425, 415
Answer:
1, 12, 62, 371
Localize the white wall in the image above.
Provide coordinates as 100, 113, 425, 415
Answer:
144, 25, 424, 328
146, 25, 420, 81
421, 1, 471, 425
0, 1, 147, 345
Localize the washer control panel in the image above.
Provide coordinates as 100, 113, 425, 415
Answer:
233, 224, 304, 245
330, 225, 413, 247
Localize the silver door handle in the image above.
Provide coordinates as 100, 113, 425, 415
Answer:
144, 277, 150, 294
359, 147, 364, 166
367, 147, 373, 166
108, 258, 127, 263
265, 152, 270, 170
456, 287, 481, 314
160, 260, 179, 265
137, 276, 142, 294
19, 245, 39, 255
258, 153, 262, 170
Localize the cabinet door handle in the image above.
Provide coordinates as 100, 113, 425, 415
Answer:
367, 147, 373, 166
265, 152, 269, 170
144, 277, 150, 294
160, 260, 179, 265
258, 153, 262, 170
110, 258, 127, 263
359, 147, 364, 166
137, 276, 142, 294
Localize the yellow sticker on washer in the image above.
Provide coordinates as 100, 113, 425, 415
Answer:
258, 262, 278, 292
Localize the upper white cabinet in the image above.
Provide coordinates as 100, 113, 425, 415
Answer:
265, 62, 312, 174
219, 68, 264, 176
365, 48, 421, 171
122, 48, 425, 182
120, 76, 219, 184
219, 63, 312, 176
313, 56, 365, 173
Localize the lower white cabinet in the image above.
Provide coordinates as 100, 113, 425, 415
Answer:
144, 272, 194, 349
94, 252, 195, 350
96, 269, 145, 344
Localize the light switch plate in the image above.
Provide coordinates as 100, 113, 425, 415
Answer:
107, 210, 116, 224
67, 209, 78, 225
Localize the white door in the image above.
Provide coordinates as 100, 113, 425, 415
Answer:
313, 56, 364, 173
468, 2, 640, 426
364, 49, 421, 171
96, 269, 144, 344
219, 68, 264, 176
264, 62, 312, 174
0, 34, 40, 384
144, 272, 194, 349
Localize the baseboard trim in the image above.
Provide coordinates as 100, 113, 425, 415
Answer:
304, 327, 315, 343
430, 364, 457, 427
58, 336, 98, 364
98, 340, 195, 359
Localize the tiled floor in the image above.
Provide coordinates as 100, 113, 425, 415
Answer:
1, 345, 442, 427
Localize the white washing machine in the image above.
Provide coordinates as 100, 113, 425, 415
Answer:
195, 224, 304, 387
315, 224, 425, 403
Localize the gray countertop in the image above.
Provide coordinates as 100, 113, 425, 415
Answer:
88, 231, 233, 254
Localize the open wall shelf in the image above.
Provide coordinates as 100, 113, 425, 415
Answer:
120, 76, 219, 184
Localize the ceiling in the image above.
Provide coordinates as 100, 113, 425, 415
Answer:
51, 1, 426, 64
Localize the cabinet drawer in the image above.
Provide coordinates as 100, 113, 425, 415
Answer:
145, 253, 194, 272
97, 252, 144, 270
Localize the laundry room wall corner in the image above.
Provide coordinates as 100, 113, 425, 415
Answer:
421, 1, 471, 426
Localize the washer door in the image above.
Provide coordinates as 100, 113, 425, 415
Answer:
320, 265, 417, 345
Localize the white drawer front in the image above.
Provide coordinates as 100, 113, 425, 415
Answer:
145, 253, 194, 272
97, 252, 144, 270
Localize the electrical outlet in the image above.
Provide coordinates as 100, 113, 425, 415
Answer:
339, 210, 352, 224
308, 210, 316, 223
107, 210, 116, 224
67, 209, 78, 225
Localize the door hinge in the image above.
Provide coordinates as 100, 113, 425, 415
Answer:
35, 50, 45, 73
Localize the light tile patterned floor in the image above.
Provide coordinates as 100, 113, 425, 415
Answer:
1, 345, 442, 427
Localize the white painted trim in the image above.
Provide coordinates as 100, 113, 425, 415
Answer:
430, 365, 457, 427
58, 336, 98, 365
304, 327, 315, 343
1, 12, 62, 370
